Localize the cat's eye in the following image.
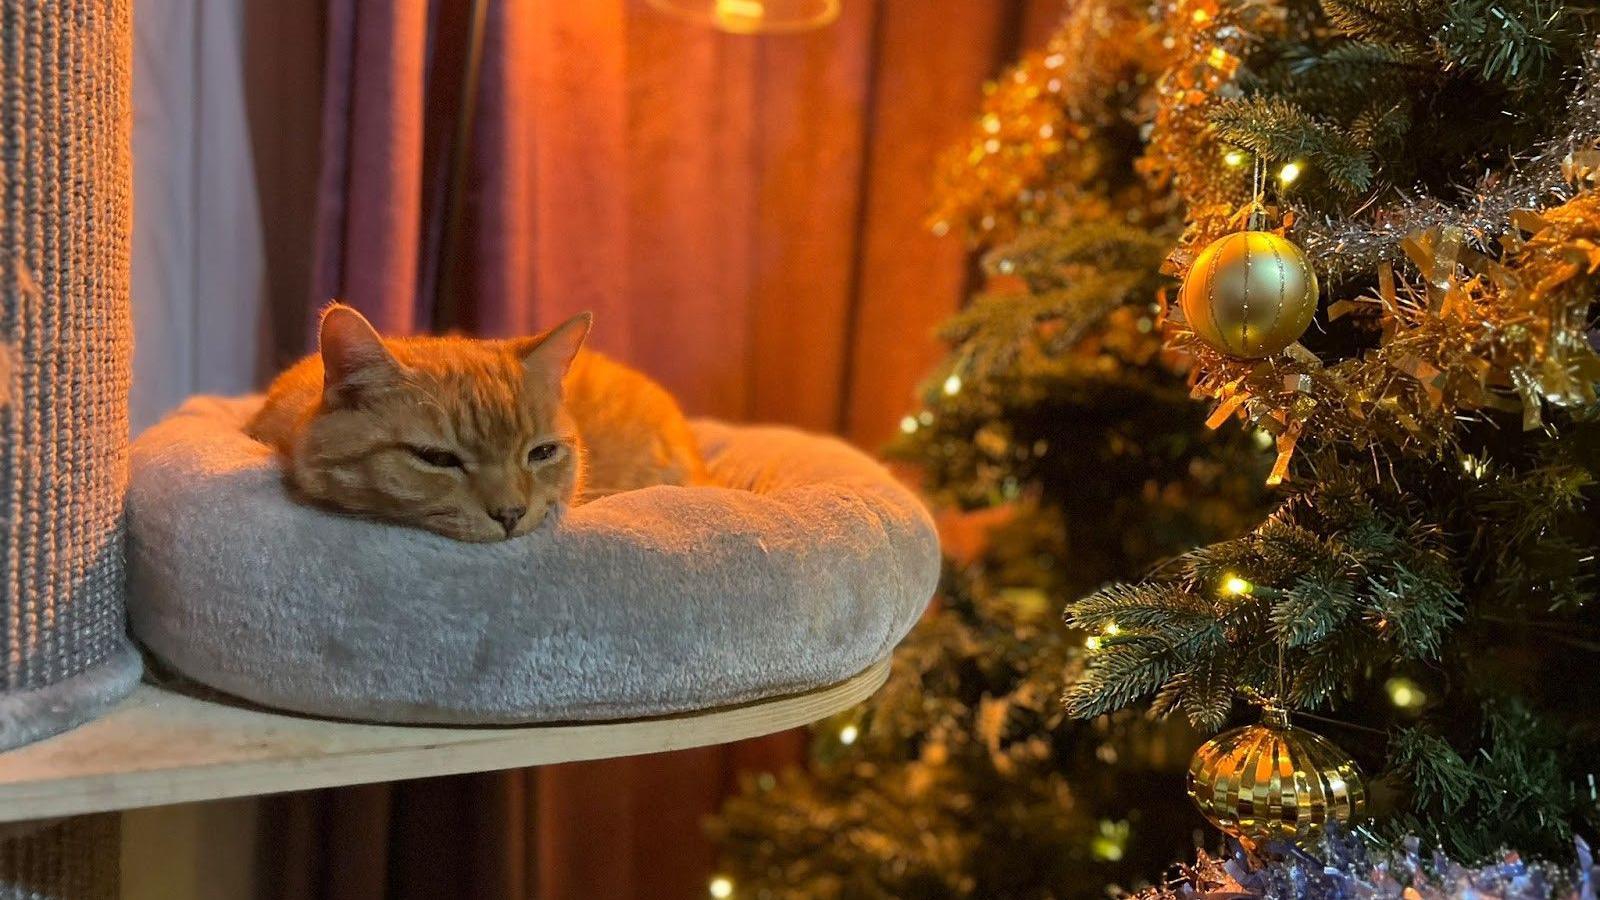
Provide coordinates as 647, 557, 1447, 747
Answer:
527, 442, 562, 464
410, 446, 464, 469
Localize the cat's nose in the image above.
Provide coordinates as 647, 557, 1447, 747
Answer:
490, 506, 527, 535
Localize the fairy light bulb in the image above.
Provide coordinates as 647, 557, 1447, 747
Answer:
1385, 677, 1426, 710
838, 723, 860, 745
1223, 148, 1247, 168
1278, 161, 1304, 185
647, 0, 840, 34
1090, 819, 1130, 861
899, 415, 919, 434
1221, 575, 1253, 596
942, 374, 962, 396
709, 875, 735, 898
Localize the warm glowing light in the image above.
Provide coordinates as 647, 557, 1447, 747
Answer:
647, 0, 840, 34
1207, 47, 1233, 69
1461, 455, 1489, 480
1385, 677, 1426, 710
1090, 819, 1130, 862
709, 875, 735, 898
1103, 622, 1120, 636
942, 374, 963, 396
1278, 161, 1304, 185
838, 724, 860, 745
1221, 575, 1253, 596
1191, 8, 1212, 24
1223, 148, 1247, 168
1084, 635, 1103, 650
899, 415, 919, 434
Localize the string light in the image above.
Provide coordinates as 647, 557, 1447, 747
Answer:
942, 374, 963, 396
899, 415, 919, 434
1277, 161, 1304, 185
1385, 676, 1427, 710
1084, 635, 1103, 650
1090, 819, 1131, 862
1103, 622, 1120, 636
1221, 574, 1253, 596
709, 875, 735, 898
1223, 148, 1247, 168
838, 723, 860, 745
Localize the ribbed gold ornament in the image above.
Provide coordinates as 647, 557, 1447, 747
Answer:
1186, 707, 1365, 845
1178, 231, 1319, 358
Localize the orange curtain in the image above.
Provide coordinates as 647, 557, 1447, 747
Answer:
254, 1, 1064, 898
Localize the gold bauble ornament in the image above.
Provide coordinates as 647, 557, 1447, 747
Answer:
1186, 707, 1365, 845
1178, 231, 1319, 358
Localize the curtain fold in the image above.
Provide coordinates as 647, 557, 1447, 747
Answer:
238, 0, 1054, 897
310, 0, 431, 334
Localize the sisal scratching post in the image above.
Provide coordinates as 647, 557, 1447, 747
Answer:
0, 0, 140, 754
2, 0, 137, 894
0, 819, 119, 900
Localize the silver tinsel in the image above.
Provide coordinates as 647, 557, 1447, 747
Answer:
1139, 825, 1598, 900
1294, 48, 1600, 280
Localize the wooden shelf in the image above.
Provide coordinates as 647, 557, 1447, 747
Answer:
0, 659, 889, 822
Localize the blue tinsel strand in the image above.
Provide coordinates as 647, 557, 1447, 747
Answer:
1140, 825, 1598, 899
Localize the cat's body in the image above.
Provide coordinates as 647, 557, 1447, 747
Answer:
247, 306, 703, 542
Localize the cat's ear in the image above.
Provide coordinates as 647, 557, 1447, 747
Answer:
319, 303, 401, 405
515, 312, 592, 388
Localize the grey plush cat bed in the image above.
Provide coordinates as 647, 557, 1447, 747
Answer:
125, 397, 938, 725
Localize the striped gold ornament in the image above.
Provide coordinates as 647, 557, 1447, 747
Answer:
1178, 231, 1319, 358
1186, 707, 1366, 845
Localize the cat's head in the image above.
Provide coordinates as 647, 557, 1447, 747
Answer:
291, 304, 591, 542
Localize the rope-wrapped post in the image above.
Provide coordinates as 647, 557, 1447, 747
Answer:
0, 819, 119, 900
0, 0, 140, 753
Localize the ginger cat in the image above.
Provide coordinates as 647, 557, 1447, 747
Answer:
246, 304, 704, 542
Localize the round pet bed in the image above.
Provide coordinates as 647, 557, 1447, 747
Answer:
125, 397, 939, 725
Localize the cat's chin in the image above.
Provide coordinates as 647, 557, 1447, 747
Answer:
419, 503, 566, 543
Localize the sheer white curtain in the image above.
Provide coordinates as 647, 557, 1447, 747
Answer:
123, 4, 279, 895
130, 0, 267, 431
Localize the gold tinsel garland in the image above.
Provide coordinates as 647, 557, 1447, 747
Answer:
1184, 188, 1600, 481
928, 0, 1162, 241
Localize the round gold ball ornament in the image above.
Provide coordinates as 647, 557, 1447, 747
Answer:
1186, 706, 1366, 846
1178, 231, 1319, 358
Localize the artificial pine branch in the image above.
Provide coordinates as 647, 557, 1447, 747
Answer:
1209, 97, 1375, 194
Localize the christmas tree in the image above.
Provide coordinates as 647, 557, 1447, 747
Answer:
714, 0, 1600, 896
710, 3, 1273, 896
1063, 0, 1600, 865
